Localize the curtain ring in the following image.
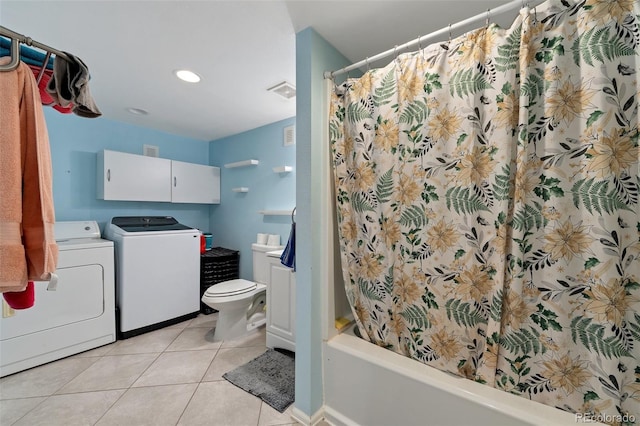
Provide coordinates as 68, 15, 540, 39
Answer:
532, 6, 538, 25
365, 57, 370, 72
486, 9, 491, 28
418, 35, 427, 58
448, 24, 452, 46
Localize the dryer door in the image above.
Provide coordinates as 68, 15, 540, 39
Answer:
1, 264, 105, 339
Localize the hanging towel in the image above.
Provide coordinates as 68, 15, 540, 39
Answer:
27, 64, 73, 114
0, 37, 54, 69
3, 282, 35, 309
46, 51, 101, 118
0, 58, 58, 296
280, 222, 295, 271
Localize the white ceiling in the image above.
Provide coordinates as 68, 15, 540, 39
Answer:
1, 0, 521, 141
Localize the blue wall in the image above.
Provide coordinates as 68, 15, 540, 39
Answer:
44, 109, 211, 234
209, 117, 296, 280
295, 27, 351, 418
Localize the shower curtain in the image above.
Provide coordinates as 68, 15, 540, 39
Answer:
329, 0, 640, 421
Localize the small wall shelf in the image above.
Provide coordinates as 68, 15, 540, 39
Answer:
232, 187, 249, 193
273, 166, 293, 173
224, 159, 259, 168
259, 209, 295, 216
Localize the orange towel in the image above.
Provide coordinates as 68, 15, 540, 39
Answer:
0, 58, 58, 292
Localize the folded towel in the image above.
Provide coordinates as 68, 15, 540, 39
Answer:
280, 223, 295, 271
46, 51, 101, 118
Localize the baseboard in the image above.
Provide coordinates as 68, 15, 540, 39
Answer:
323, 405, 357, 426
291, 405, 325, 426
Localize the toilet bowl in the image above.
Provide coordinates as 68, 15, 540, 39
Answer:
201, 279, 267, 341
201, 243, 282, 341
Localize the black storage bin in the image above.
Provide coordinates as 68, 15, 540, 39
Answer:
200, 247, 240, 314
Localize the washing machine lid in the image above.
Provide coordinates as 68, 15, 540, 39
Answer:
109, 216, 194, 233
205, 279, 257, 297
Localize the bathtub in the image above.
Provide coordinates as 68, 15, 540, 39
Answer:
322, 324, 586, 426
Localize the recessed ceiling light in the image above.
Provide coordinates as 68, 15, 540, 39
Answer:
268, 81, 296, 99
175, 69, 201, 83
126, 107, 148, 115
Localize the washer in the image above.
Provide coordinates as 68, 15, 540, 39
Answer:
105, 216, 200, 338
0, 221, 115, 377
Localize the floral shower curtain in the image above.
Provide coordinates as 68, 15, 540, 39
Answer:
329, 0, 640, 421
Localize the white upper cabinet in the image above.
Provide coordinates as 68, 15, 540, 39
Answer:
97, 150, 220, 204
171, 160, 220, 204
97, 150, 171, 202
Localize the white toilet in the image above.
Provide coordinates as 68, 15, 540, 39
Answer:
201, 243, 281, 341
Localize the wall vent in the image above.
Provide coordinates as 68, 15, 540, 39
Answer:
143, 144, 159, 157
284, 125, 295, 146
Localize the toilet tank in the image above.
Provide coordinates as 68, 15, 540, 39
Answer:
252, 243, 283, 284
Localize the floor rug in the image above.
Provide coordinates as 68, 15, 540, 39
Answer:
223, 348, 295, 413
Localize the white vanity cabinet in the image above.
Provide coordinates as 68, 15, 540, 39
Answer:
266, 251, 296, 352
171, 160, 220, 204
97, 150, 172, 202
97, 150, 220, 204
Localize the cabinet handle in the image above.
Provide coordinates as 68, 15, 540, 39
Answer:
107, 169, 111, 182
174, 177, 177, 187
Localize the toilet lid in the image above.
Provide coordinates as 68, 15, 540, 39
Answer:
204, 279, 257, 297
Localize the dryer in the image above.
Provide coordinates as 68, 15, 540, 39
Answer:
0, 221, 115, 377
105, 216, 200, 339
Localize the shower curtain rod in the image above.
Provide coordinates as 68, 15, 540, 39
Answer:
324, 0, 544, 79
0, 25, 71, 71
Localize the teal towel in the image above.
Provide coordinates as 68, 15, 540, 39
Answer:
0, 37, 54, 69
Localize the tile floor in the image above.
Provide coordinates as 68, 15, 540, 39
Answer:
0, 314, 298, 426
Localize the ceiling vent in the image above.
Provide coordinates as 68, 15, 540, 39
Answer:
268, 81, 296, 99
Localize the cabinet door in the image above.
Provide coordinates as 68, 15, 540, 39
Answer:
97, 150, 171, 202
171, 161, 220, 204
267, 261, 296, 342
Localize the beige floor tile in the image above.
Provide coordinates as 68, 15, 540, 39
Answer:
166, 318, 194, 330
258, 401, 295, 425
166, 327, 223, 352
13, 390, 123, 426
0, 357, 98, 400
72, 342, 117, 358
0, 397, 46, 425
178, 381, 261, 426
96, 383, 197, 426
220, 325, 267, 348
132, 350, 217, 387
188, 313, 217, 329
202, 346, 267, 382
107, 327, 182, 355
57, 354, 159, 394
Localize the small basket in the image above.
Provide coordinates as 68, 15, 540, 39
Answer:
200, 247, 240, 314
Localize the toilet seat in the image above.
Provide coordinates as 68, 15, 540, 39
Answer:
204, 279, 257, 298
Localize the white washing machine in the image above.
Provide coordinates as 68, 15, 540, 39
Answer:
105, 216, 200, 339
0, 221, 115, 377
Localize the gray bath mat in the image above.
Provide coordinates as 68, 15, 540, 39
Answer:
222, 348, 295, 413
